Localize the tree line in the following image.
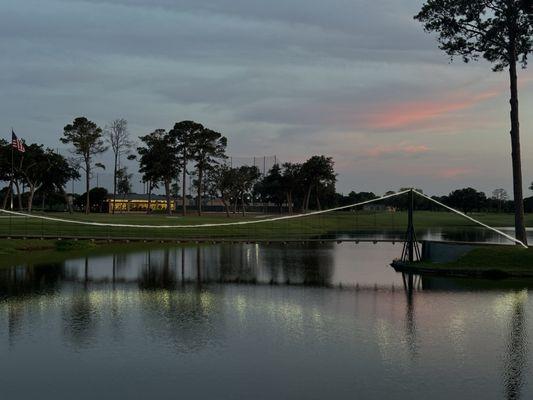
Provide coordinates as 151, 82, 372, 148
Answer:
4, 119, 533, 218
211, 155, 336, 216
337, 187, 533, 215
0, 117, 338, 216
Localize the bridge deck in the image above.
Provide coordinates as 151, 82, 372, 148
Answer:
0, 234, 404, 244
0, 235, 511, 247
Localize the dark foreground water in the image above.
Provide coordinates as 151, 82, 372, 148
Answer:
0, 239, 532, 399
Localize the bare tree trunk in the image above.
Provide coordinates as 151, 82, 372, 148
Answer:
112, 153, 118, 214
14, 180, 22, 211
147, 181, 152, 215
304, 185, 312, 212
509, 55, 527, 245
197, 167, 203, 216
222, 197, 230, 217
182, 157, 187, 216
164, 178, 172, 215
241, 193, 246, 216
62, 190, 73, 214
85, 160, 91, 214
316, 188, 321, 211
27, 186, 35, 213
286, 192, 293, 214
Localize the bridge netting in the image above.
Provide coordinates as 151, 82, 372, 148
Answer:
0, 190, 526, 247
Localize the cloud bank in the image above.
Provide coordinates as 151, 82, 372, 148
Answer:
1, 0, 532, 195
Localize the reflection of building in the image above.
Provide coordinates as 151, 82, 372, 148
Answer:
104, 194, 179, 213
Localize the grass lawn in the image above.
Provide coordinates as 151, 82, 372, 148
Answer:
394, 245, 533, 277
0, 210, 529, 240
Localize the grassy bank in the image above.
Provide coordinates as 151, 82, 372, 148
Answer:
394, 246, 533, 278
0, 210, 529, 240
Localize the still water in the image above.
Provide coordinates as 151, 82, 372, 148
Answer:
0, 233, 532, 399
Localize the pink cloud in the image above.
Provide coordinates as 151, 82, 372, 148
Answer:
364, 143, 430, 158
437, 167, 474, 179
363, 87, 501, 131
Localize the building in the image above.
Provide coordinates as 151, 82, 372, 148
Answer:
104, 194, 178, 213
104, 194, 226, 213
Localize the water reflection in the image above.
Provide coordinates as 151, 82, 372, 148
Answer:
139, 288, 223, 353
400, 278, 530, 400
139, 249, 178, 290
503, 291, 528, 400
36, 243, 340, 289
1, 243, 533, 399
63, 287, 99, 349
402, 273, 420, 361
0, 263, 68, 299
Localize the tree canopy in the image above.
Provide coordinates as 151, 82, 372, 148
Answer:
415, 0, 532, 71
61, 117, 107, 214
415, 0, 533, 244
137, 129, 180, 214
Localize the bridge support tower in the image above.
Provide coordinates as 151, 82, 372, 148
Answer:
401, 189, 420, 262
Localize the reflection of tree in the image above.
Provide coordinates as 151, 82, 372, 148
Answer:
138, 249, 177, 290
215, 243, 334, 286
84, 257, 89, 288
503, 291, 528, 400
62, 289, 98, 349
7, 302, 23, 347
196, 245, 202, 286
111, 253, 129, 287
218, 244, 258, 284
139, 287, 224, 353
0, 263, 67, 298
181, 247, 185, 285
0, 262, 70, 345
258, 243, 334, 286
61, 257, 100, 349
110, 290, 124, 343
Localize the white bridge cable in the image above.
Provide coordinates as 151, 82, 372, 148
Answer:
0, 189, 411, 229
0, 189, 527, 248
413, 190, 528, 249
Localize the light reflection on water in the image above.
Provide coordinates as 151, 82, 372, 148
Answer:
0, 237, 532, 399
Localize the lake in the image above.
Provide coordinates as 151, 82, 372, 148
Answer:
1, 230, 532, 399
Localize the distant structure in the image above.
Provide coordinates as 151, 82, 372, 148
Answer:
104, 194, 176, 213
104, 194, 225, 213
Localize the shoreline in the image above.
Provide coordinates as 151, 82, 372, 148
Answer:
391, 245, 533, 279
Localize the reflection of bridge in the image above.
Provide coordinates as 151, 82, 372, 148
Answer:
0, 189, 527, 259
401, 272, 528, 400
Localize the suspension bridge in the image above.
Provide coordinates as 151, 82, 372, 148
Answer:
0, 189, 527, 263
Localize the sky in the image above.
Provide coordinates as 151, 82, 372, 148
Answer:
1, 0, 533, 197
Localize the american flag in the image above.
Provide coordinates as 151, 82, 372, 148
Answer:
11, 130, 25, 153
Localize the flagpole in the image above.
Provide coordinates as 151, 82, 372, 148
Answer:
9, 127, 15, 211
10, 146, 13, 210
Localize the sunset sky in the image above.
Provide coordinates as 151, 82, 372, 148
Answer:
1, 0, 533, 196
